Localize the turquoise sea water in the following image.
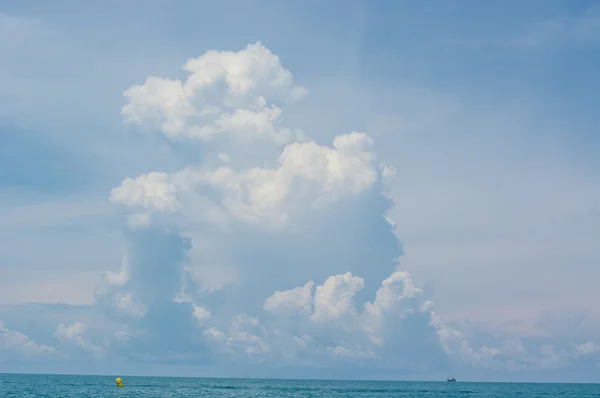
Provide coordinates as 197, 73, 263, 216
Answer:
2, 373, 600, 397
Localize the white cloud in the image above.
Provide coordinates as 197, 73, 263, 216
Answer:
110, 131, 384, 227
193, 305, 212, 321
226, 315, 271, 357
54, 321, 86, 341
110, 42, 389, 290
204, 327, 225, 342
110, 172, 179, 211
263, 281, 314, 317
54, 321, 105, 358
0, 321, 54, 356
575, 342, 600, 357
257, 270, 454, 366
81, 41, 600, 376
121, 41, 307, 146
312, 272, 364, 322
205, 269, 597, 371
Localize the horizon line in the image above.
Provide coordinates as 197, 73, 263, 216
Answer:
1, 372, 599, 385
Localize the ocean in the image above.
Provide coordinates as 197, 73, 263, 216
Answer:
1, 373, 600, 397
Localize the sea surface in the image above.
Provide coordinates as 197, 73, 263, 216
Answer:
2, 373, 600, 397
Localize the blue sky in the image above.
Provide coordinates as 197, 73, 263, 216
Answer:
1, 0, 599, 382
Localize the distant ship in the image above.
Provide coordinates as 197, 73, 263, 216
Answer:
447, 378, 456, 382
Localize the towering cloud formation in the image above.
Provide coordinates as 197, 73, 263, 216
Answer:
86, 42, 599, 375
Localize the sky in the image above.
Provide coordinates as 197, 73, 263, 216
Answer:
1, 0, 599, 383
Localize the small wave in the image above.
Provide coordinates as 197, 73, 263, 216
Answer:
208, 385, 248, 390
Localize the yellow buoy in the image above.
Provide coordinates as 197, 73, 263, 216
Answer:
116, 377, 124, 388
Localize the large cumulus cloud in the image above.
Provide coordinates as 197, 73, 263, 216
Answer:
44, 41, 598, 376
